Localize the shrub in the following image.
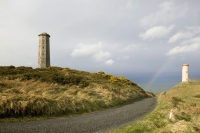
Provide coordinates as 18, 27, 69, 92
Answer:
79, 80, 89, 88
67, 75, 82, 85
21, 73, 41, 81
51, 74, 65, 84
194, 94, 200, 98
8, 65, 15, 69
174, 112, 191, 121
45, 66, 63, 71
171, 97, 184, 107
97, 71, 105, 75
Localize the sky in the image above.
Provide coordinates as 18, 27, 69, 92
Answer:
1, 0, 200, 93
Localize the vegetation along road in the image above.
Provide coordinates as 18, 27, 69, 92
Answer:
0, 97, 157, 133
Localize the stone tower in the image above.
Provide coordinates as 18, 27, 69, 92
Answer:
38, 32, 50, 68
182, 64, 189, 82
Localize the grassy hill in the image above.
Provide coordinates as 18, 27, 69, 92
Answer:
109, 81, 200, 133
0, 66, 153, 121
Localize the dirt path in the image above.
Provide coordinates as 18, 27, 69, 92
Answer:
0, 97, 157, 133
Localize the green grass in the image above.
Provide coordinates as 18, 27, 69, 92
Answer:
0, 66, 153, 122
108, 81, 200, 133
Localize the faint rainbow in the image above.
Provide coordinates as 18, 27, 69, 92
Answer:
148, 59, 172, 85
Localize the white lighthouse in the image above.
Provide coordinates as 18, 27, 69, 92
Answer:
182, 64, 189, 82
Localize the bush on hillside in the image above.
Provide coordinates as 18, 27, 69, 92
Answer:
194, 94, 200, 98
21, 73, 41, 81
171, 97, 184, 107
79, 80, 89, 88
0, 66, 140, 88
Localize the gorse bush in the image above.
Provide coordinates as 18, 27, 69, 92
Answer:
0, 66, 85, 86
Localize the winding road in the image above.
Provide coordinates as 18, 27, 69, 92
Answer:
0, 97, 157, 133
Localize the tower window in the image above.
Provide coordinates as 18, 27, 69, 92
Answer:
43, 47, 44, 49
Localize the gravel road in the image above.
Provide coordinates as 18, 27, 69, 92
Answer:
0, 97, 157, 133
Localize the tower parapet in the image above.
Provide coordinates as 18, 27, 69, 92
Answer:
37, 32, 50, 68
182, 64, 189, 82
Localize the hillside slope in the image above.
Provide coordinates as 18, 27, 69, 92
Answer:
0, 98, 156, 133
109, 81, 200, 133
0, 66, 153, 120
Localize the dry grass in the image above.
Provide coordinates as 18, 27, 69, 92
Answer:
0, 66, 151, 122
108, 81, 200, 133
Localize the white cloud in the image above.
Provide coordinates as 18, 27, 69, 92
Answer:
105, 59, 114, 65
167, 43, 200, 56
140, 1, 188, 26
139, 25, 174, 40
123, 44, 139, 51
182, 36, 200, 45
168, 26, 200, 43
167, 36, 200, 56
70, 42, 111, 61
168, 32, 193, 43
93, 51, 111, 61
70, 42, 103, 57
186, 26, 200, 34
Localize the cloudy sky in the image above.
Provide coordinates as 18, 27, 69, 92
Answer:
1, 0, 200, 92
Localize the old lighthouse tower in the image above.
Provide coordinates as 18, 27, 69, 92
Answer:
37, 32, 50, 68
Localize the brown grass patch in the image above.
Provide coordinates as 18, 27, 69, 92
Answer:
0, 66, 152, 120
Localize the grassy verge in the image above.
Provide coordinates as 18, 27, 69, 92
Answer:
108, 81, 200, 133
0, 66, 153, 122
